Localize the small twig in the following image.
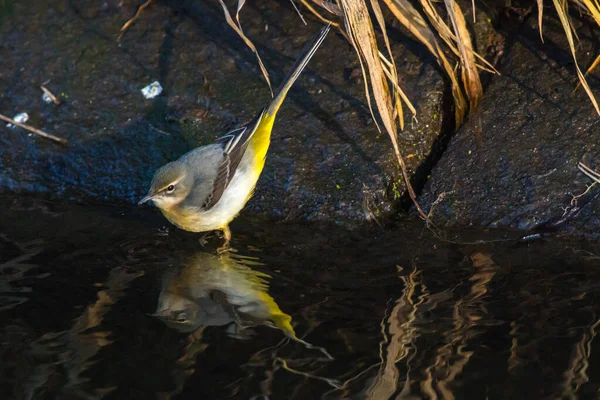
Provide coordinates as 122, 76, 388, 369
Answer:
118, 0, 154, 41
361, 183, 382, 226
289, 0, 307, 25
149, 124, 171, 136
396, 148, 430, 223
570, 182, 597, 208
427, 190, 455, 220
0, 113, 66, 144
40, 85, 61, 106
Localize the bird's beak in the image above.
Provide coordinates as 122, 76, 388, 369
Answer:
138, 194, 154, 205
147, 312, 162, 318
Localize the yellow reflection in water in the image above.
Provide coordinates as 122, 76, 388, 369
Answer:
152, 249, 296, 340
153, 247, 336, 399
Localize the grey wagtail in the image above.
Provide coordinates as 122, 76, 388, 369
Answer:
139, 24, 331, 248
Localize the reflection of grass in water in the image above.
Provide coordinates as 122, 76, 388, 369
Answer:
12, 266, 143, 399
419, 251, 498, 400
364, 266, 423, 399
560, 319, 600, 399
0, 236, 44, 312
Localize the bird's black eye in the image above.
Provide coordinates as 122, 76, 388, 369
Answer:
174, 312, 187, 322
167, 184, 175, 192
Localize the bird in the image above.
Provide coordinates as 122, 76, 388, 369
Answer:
139, 24, 331, 250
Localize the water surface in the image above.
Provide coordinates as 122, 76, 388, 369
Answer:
2, 196, 600, 399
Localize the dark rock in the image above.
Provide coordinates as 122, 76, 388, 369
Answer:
421, 15, 600, 236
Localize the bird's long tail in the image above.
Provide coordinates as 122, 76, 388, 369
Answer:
266, 23, 331, 118
248, 24, 331, 167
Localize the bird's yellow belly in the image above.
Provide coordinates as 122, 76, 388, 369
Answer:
160, 207, 217, 233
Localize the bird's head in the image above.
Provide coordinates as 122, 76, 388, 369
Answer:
150, 293, 203, 333
139, 161, 192, 209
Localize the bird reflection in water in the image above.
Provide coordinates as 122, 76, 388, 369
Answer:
152, 249, 297, 340
151, 247, 338, 398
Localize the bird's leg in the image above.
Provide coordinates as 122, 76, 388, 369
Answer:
216, 226, 231, 254
198, 232, 211, 247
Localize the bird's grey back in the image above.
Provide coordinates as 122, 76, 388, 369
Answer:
178, 144, 225, 209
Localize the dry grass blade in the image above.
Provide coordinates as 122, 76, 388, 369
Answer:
537, 0, 545, 42
338, 0, 388, 135
302, 0, 349, 40
217, 0, 273, 95
0, 113, 67, 144
378, 52, 416, 119
552, 0, 600, 114
383, 0, 467, 125
578, 1, 600, 79
585, 54, 600, 77
573, 53, 600, 94
337, 0, 428, 221
444, 0, 484, 140
118, 0, 153, 41
420, 0, 489, 128
419, 0, 496, 75
421, 0, 460, 52
311, 0, 343, 15
369, 0, 415, 129
579, 0, 600, 26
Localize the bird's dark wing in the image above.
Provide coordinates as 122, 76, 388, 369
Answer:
201, 110, 265, 210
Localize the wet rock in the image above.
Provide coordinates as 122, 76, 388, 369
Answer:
0, 0, 447, 224
421, 15, 600, 236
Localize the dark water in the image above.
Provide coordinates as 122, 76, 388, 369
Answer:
2, 196, 600, 399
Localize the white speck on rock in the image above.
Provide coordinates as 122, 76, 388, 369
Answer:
7, 112, 29, 128
42, 92, 53, 103
141, 81, 163, 99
